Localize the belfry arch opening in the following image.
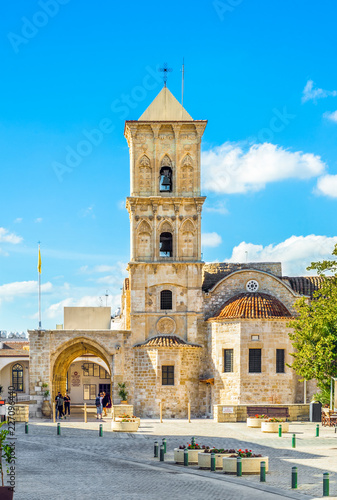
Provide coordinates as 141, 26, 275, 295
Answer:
159, 166, 172, 192
52, 339, 113, 405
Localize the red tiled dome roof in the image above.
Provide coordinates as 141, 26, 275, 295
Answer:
211, 292, 291, 320
133, 335, 201, 348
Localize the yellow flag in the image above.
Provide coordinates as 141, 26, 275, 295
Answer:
37, 246, 41, 274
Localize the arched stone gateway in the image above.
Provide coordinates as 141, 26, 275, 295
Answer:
28, 324, 131, 417
51, 337, 113, 401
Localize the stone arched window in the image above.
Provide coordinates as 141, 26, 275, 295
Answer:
139, 155, 151, 194
160, 155, 172, 192
160, 290, 172, 310
12, 363, 23, 392
181, 155, 193, 193
137, 220, 152, 259
180, 219, 195, 258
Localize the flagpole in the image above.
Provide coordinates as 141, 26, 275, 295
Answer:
38, 267, 41, 329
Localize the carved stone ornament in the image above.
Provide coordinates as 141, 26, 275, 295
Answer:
139, 155, 150, 167
157, 317, 176, 335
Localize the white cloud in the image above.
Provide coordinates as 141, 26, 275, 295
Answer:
34, 217, 43, 223
44, 293, 121, 319
302, 80, 337, 103
14, 218, 22, 224
0, 280, 53, 304
201, 142, 325, 194
0, 227, 22, 244
226, 235, 337, 276
202, 232, 222, 248
204, 200, 229, 215
324, 111, 337, 123
117, 200, 125, 210
316, 174, 337, 198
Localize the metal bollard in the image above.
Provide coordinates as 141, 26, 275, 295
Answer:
99, 424, 103, 437
57, 422, 61, 436
162, 437, 166, 454
260, 461, 266, 482
292, 434, 296, 448
160, 444, 164, 462
316, 424, 319, 437
191, 436, 195, 446
25, 422, 28, 434
323, 472, 329, 496
154, 441, 158, 458
237, 457, 242, 477
184, 449, 188, 466
278, 424, 282, 437
211, 452, 216, 472
291, 466, 298, 489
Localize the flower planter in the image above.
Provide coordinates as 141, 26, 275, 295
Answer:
261, 421, 289, 433
247, 417, 267, 428
198, 452, 232, 469
223, 456, 269, 474
41, 400, 52, 418
115, 417, 140, 426
111, 420, 139, 432
174, 448, 204, 464
0, 487, 14, 500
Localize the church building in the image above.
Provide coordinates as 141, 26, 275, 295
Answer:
28, 86, 323, 419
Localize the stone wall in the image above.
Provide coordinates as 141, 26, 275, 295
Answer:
209, 319, 297, 406
214, 404, 310, 422
202, 262, 283, 292
133, 346, 203, 418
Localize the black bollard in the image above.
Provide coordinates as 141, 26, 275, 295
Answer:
154, 441, 158, 458
291, 466, 297, 489
160, 444, 164, 462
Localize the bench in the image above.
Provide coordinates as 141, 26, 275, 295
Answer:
247, 406, 290, 419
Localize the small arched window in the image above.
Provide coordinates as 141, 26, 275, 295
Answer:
160, 167, 172, 192
160, 232, 173, 257
160, 290, 172, 310
12, 363, 23, 392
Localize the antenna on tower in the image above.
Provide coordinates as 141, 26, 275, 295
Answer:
181, 57, 185, 106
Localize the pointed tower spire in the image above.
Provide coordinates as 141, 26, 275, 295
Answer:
139, 87, 193, 121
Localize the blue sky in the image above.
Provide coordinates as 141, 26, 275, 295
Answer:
1, 0, 337, 331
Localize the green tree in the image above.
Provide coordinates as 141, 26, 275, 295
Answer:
288, 245, 337, 404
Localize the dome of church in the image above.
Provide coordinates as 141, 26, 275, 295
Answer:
212, 292, 291, 320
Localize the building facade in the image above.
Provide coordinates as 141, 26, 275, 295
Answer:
27, 87, 323, 418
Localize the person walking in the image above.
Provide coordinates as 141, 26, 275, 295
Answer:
64, 392, 71, 416
95, 392, 103, 420
55, 392, 65, 420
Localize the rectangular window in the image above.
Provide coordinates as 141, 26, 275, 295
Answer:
249, 349, 261, 373
162, 366, 174, 386
276, 349, 285, 373
99, 366, 110, 379
93, 364, 99, 377
83, 384, 96, 400
224, 349, 234, 372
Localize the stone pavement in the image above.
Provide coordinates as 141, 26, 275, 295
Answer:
10, 417, 337, 499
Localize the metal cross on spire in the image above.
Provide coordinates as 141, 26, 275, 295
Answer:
159, 63, 173, 87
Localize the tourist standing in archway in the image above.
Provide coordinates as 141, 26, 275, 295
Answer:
64, 392, 71, 417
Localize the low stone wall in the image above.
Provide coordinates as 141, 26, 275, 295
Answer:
9, 404, 30, 422
112, 404, 134, 419
214, 404, 310, 422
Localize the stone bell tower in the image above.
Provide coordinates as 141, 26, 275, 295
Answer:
124, 87, 207, 345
